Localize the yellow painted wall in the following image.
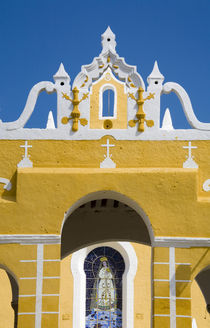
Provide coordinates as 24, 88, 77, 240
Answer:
0, 269, 14, 328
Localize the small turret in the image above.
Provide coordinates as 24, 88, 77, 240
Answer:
53, 63, 70, 88
100, 26, 117, 55
147, 61, 164, 90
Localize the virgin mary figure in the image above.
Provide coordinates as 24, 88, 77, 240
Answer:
95, 256, 116, 310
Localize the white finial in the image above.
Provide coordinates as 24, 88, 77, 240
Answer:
147, 61, 164, 85
46, 111, 55, 129
17, 141, 33, 168
161, 108, 174, 130
182, 141, 198, 169
53, 63, 70, 82
101, 26, 116, 55
100, 138, 116, 168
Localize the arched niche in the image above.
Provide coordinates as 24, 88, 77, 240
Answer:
61, 191, 154, 258
71, 241, 138, 328
0, 265, 19, 328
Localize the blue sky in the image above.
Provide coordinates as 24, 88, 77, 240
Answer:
0, 0, 209, 129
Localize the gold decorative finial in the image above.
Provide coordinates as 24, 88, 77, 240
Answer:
128, 87, 155, 132
61, 87, 89, 131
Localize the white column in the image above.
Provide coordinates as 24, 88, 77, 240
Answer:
35, 244, 44, 328
169, 247, 176, 328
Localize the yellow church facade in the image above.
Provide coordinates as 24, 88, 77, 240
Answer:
0, 28, 209, 328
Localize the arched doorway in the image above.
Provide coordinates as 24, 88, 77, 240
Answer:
59, 192, 153, 328
0, 267, 19, 328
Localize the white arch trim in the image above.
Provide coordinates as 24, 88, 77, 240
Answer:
61, 190, 154, 245
99, 84, 117, 119
71, 241, 138, 328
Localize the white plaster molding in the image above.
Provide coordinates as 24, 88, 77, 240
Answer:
0, 177, 12, 190
46, 111, 56, 129
71, 242, 137, 328
154, 236, 210, 247
161, 108, 174, 130
203, 179, 210, 191
99, 84, 117, 119
0, 81, 56, 130
73, 28, 145, 90
0, 235, 61, 244
162, 82, 210, 130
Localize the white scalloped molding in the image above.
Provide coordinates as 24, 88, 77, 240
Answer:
203, 179, 210, 191
71, 242, 138, 328
0, 178, 12, 190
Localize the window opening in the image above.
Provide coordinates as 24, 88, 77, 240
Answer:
84, 246, 125, 328
102, 89, 115, 117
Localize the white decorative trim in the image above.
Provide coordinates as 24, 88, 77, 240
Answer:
203, 179, 210, 191
162, 82, 210, 130
0, 82, 56, 130
99, 83, 117, 119
20, 259, 60, 262
35, 244, 43, 328
0, 234, 61, 244
0, 177, 12, 190
71, 242, 138, 328
154, 236, 210, 247
169, 247, 176, 328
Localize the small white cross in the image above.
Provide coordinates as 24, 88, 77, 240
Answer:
20, 141, 32, 158
101, 139, 115, 158
183, 141, 197, 159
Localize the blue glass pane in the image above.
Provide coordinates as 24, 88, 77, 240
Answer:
85, 246, 124, 328
102, 89, 114, 117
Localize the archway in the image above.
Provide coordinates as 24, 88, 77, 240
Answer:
0, 266, 19, 328
61, 191, 153, 258
59, 192, 153, 328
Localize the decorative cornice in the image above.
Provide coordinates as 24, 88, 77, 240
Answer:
0, 235, 61, 244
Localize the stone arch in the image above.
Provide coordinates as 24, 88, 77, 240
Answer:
61, 190, 154, 258
0, 264, 19, 328
195, 265, 210, 312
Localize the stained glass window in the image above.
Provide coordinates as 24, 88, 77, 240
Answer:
84, 246, 125, 328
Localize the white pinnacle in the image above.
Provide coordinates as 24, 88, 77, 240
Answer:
46, 111, 55, 129
161, 108, 174, 130
53, 63, 70, 82
101, 26, 117, 55
147, 60, 164, 83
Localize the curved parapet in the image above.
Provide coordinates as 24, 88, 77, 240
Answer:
162, 82, 210, 130
0, 81, 56, 131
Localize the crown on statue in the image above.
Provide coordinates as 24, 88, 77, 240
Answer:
100, 257, 108, 262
